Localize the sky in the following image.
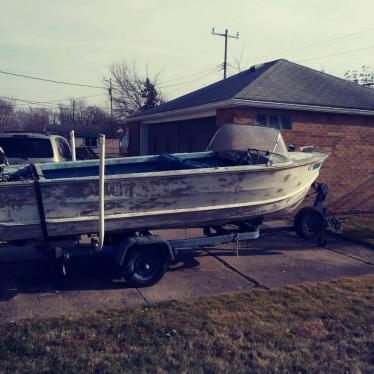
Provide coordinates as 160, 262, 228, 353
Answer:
0, 0, 373, 112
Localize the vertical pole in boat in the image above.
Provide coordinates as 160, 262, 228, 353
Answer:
99, 134, 106, 250
267, 131, 281, 166
70, 130, 76, 161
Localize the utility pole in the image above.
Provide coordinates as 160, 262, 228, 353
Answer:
108, 78, 113, 124
211, 28, 239, 79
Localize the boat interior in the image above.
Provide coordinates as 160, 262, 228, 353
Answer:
33, 150, 273, 180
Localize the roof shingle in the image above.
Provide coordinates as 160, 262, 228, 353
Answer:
129, 59, 374, 119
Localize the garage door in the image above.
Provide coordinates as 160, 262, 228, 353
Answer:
147, 117, 216, 155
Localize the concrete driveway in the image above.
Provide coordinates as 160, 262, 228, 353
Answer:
0, 227, 373, 323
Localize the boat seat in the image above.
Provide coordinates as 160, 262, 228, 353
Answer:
157, 153, 212, 171
182, 160, 211, 169
157, 153, 182, 171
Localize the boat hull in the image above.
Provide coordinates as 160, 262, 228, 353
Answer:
0, 155, 325, 241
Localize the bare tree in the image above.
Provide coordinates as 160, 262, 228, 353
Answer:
58, 100, 85, 127
1, 98, 54, 132
344, 65, 374, 88
0, 98, 16, 131
105, 60, 165, 118
58, 100, 112, 127
16, 108, 51, 131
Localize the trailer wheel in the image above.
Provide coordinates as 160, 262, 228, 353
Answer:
294, 207, 325, 240
123, 246, 168, 287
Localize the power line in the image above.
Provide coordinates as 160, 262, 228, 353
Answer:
0, 69, 106, 89
160, 65, 221, 84
109, 65, 220, 90
39, 93, 106, 103
11, 93, 106, 106
0, 94, 108, 109
1, 96, 60, 108
296, 45, 374, 62
159, 66, 222, 88
0, 66, 220, 108
0, 64, 223, 92
240, 26, 374, 65
10, 101, 109, 111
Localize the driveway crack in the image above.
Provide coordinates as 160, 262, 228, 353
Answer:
203, 249, 269, 290
136, 288, 149, 304
325, 248, 374, 266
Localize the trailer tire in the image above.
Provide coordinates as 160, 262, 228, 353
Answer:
123, 246, 168, 287
294, 206, 325, 240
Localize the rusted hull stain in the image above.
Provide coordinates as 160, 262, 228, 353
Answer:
0, 163, 320, 241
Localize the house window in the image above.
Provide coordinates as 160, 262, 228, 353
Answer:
256, 114, 293, 130
256, 114, 267, 126
268, 115, 280, 128
84, 137, 98, 147
280, 115, 292, 129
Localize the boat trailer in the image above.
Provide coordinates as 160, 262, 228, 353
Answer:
0, 182, 341, 288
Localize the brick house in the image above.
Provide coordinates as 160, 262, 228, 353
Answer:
126, 59, 374, 213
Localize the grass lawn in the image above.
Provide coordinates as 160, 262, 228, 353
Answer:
0, 276, 373, 373
341, 214, 374, 247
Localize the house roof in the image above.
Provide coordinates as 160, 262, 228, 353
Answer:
46, 123, 122, 138
128, 59, 374, 121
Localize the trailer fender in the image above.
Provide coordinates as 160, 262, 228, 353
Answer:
114, 236, 175, 267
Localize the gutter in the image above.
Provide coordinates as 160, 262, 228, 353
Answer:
126, 98, 374, 123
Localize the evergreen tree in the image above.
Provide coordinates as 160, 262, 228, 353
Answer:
141, 78, 162, 110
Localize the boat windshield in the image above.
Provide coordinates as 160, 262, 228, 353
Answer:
207, 124, 288, 157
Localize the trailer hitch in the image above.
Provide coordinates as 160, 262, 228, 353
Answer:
312, 182, 329, 208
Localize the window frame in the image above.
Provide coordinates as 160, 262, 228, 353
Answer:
256, 113, 293, 130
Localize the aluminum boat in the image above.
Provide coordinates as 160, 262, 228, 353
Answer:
0, 124, 329, 242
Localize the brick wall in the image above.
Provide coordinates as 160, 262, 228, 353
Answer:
217, 107, 374, 213
217, 107, 257, 126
